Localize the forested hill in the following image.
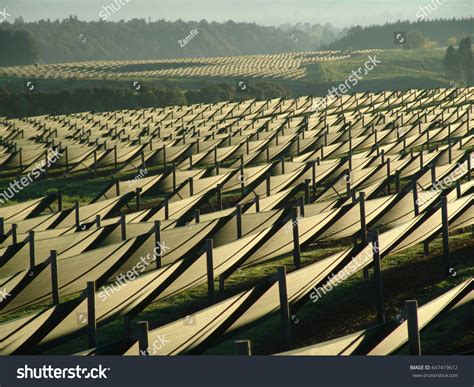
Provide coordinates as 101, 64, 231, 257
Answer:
0, 17, 338, 65
326, 18, 473, 50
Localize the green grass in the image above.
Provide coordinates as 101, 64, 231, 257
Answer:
305, 48, 448, 84
24, 229, 472, 356
204, 231, 473, 355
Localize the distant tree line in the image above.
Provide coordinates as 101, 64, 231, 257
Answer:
0, 17, 337, 65
326, 18, 473, 50
0, 30, 39, 66
443, 37, 473, 85
0, 81, 292, 118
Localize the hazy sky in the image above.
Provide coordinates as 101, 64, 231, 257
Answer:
2, 0, 472, 27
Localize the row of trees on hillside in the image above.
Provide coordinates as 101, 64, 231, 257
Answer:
327, 18, 473, 50
0, 17, 338, 65
0, 30, 39, 66
444, 37, 473, 85
0, 81, 292, 118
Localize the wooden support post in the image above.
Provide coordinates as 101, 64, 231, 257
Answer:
172, 164, 176, 191
255, 195, 260, 212
405, 300, 421, 355
138, 321, 149, 356
455, 180, 461, 199
311, 161, 316, 201
395, 171, 400, 193
120, 213, 127, 240
281, 156, 285, 174
95, 215, 101, 228
277, 267, 292, 350
440, 196, 450, 277
234, 340, 252, 356
50, 250, 59, 305
188, 177, 194, 196
371, 230, 385, 324
115, 179, 120, 196
155, 220, 162, 269
136, 188, 142, 211
298, 197, 305, 217
11, 223, 17, 245
292, 208, 301, 269
217, 185, 223, 210
266, 174, 271, 197
206, 239, 215, 305
57, 190, 63, 212
412, 183, 419, 216
75, 201, 80, 228
304, 179, 310, 204
386, 158, 391, 194
240, 164, 245, 195
468, 153, 471, 181
0, 217, 4, 238
87, 281, 97, 348
163, 145, 167, 168
359, 192, 367, 243
431, 163, 436, 187
236, 205, 242, 239
194, 209, 200, 223
164, 199, 169, 220
29, 231, 35, 271
345, 170, 351, 196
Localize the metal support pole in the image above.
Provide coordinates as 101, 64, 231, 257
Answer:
57, 190, 63, 212
277, 267, 292, 350
120, 213, 127, 240
292, 208, 301, 269
371, 230, 385, 324
206, 239, 215, 304
87, 281, 97, 348
29, 231, 35, 271
50, 250, 59, 305
236, 205, 242, 239
138, 321, 149, 356
406, 300, 421, 355
412, 183, 419, 216
155, 220, 162, 269
136, 188, 142, 211
441, 196, 450, 277
266, 174, 271, 197
234, 340, 252, 356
